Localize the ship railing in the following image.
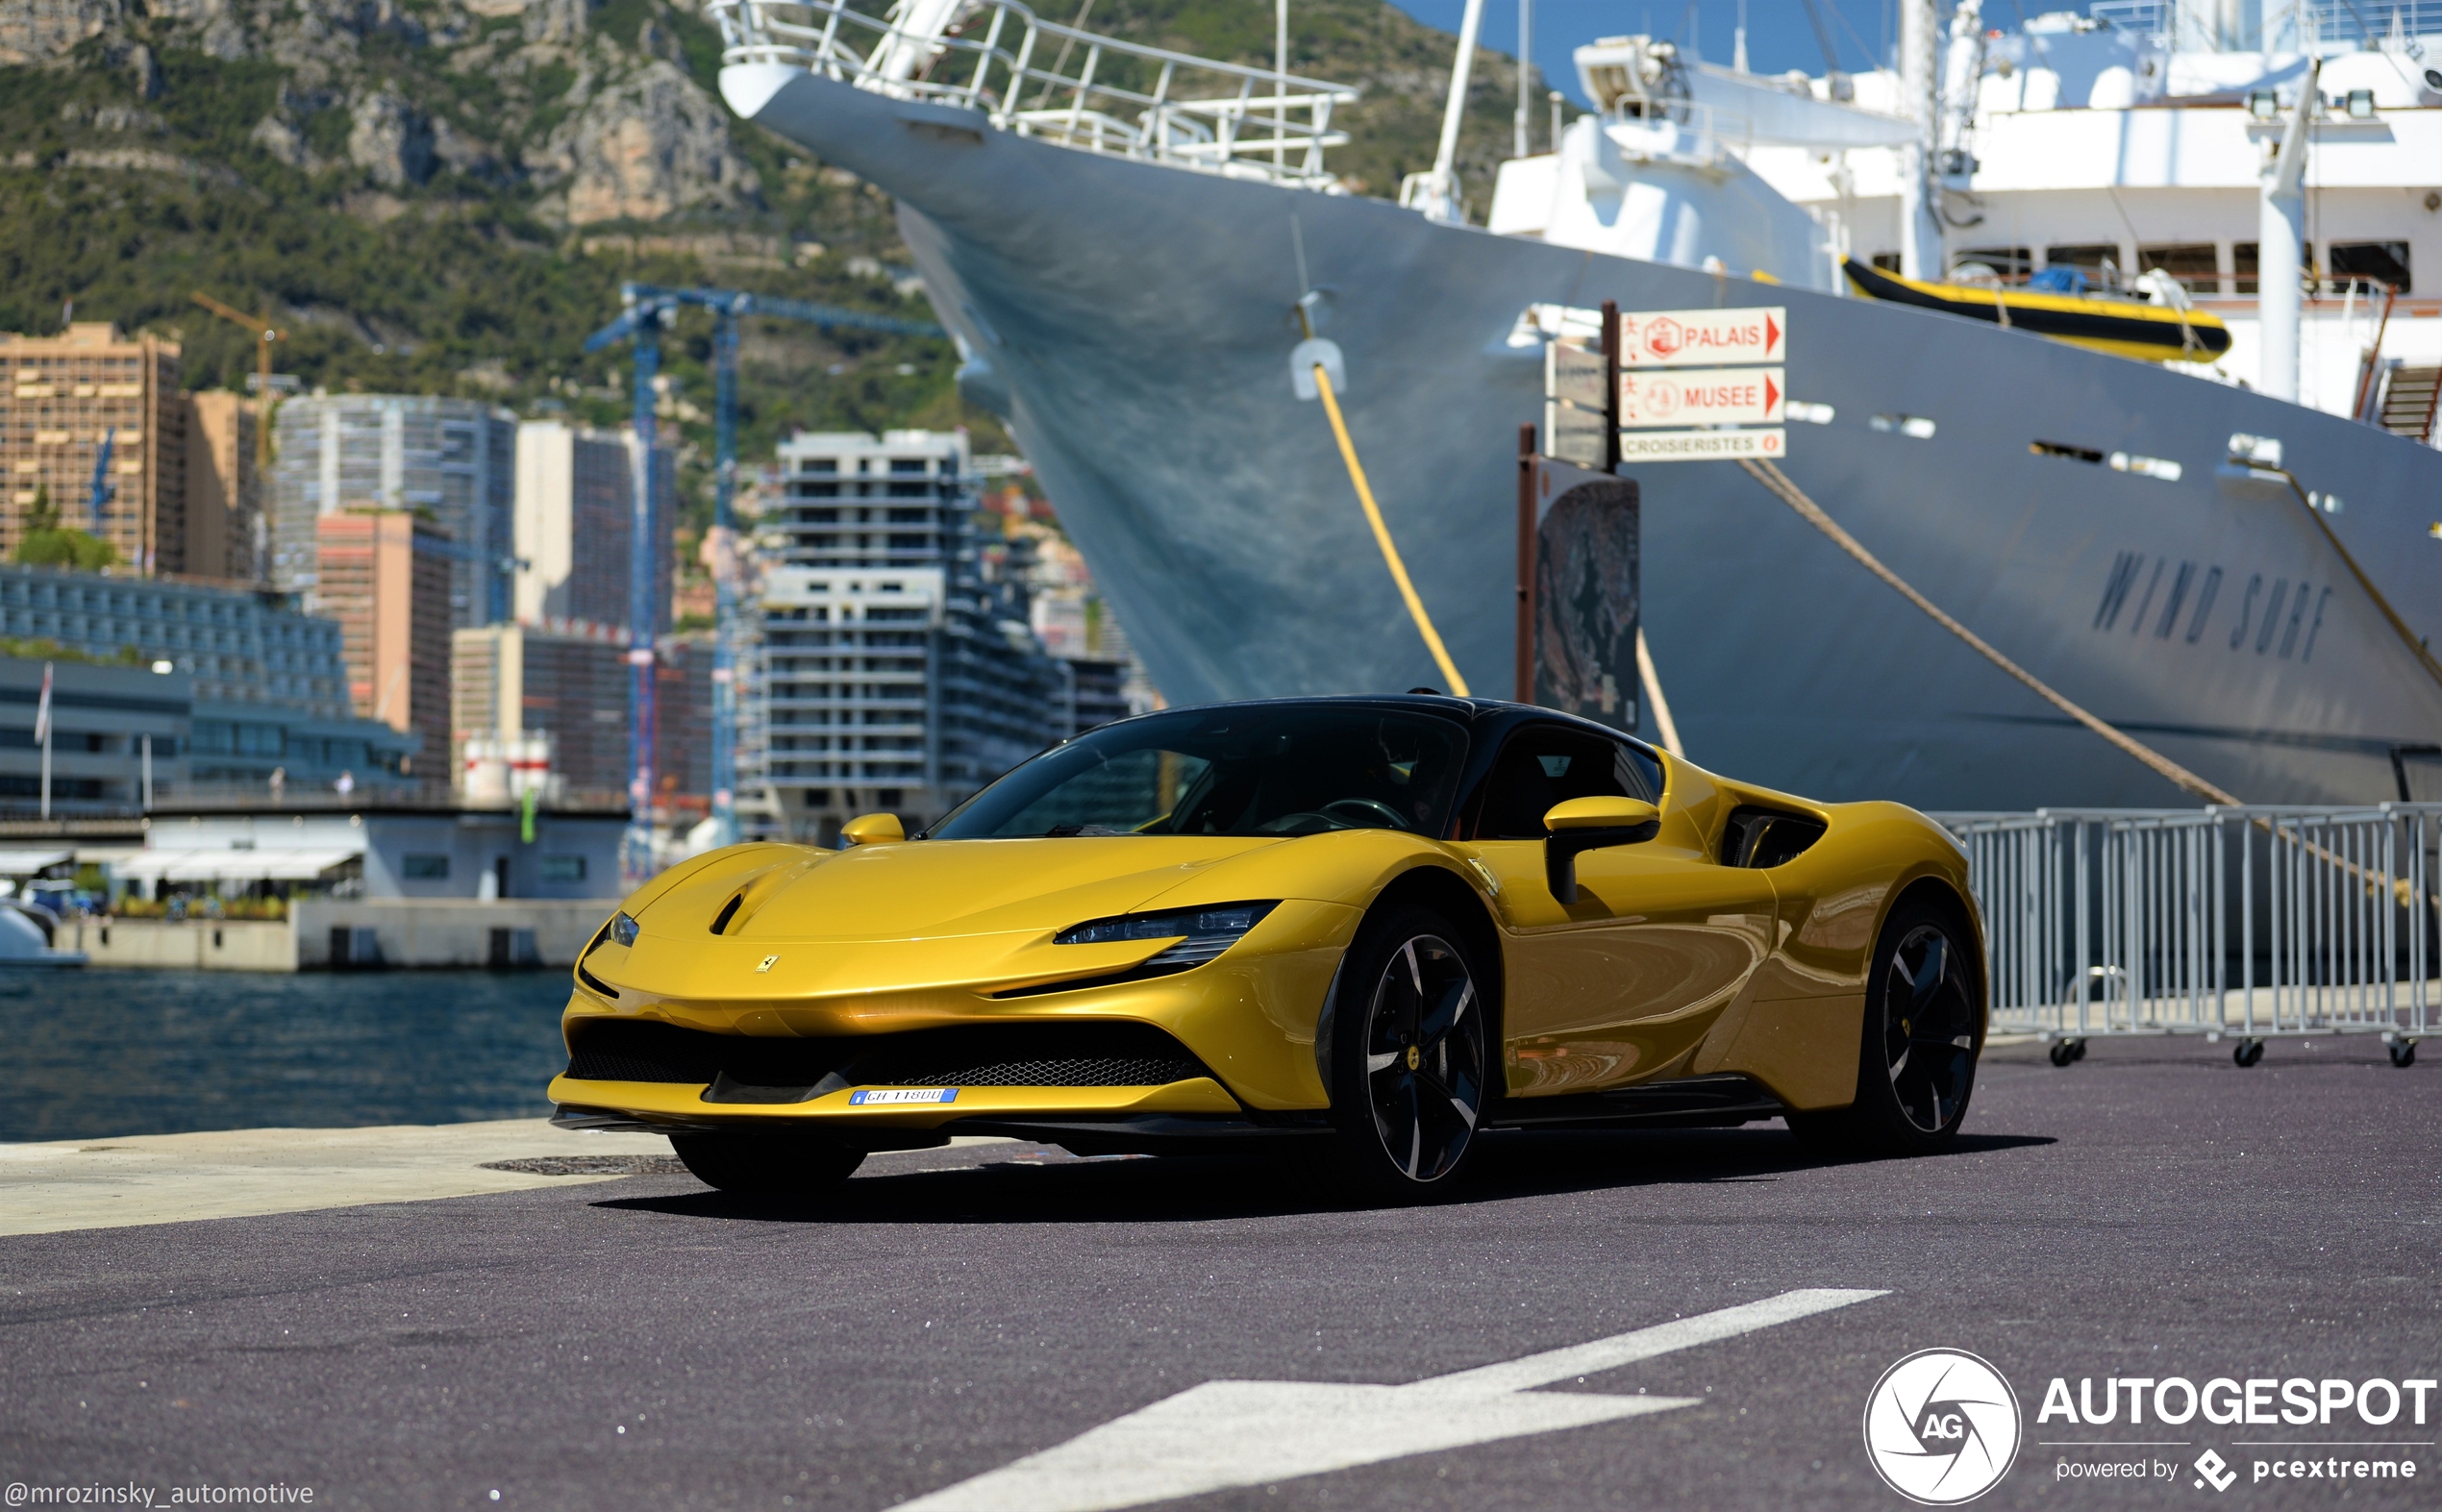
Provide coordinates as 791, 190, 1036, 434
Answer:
710, 0, 1360, 190
1932, 804, 2440, 1059
2085, 0, 2442, 49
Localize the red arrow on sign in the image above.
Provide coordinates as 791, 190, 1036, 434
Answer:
1764, 372, 1781, 413
1764, 311, 1782, 356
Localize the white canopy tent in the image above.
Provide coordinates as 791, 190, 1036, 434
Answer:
114, 847, 361, 884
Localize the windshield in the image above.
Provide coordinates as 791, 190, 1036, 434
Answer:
931, 706, 1470, 840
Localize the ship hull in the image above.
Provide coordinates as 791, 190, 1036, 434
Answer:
733, 68, 2442, 809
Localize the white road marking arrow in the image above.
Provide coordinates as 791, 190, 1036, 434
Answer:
893, 1287, 1887, 1512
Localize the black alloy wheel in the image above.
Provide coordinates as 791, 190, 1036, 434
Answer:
1325, 905, 1489, 1201
1879, 922, 1980, 1134
1789, 896, 1983, 1157
670, 1133, 865, 1194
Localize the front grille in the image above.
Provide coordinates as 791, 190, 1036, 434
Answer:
563, 1018, 1212, 1094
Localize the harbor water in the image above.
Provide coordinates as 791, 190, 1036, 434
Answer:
0, 969, 574, 1143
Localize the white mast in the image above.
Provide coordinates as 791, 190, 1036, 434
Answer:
2258, 58, 2319, 403
1414, 0, 1486, 222
1515, 0, 1533, 158
1897, 0, 1944, 278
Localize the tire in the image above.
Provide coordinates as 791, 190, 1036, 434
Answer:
1788, 895, 1983, 1158
1320, 905, 1491, 1203
670, 1134, 864, 1194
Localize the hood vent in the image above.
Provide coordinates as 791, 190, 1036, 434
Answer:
710, 894, 744, 935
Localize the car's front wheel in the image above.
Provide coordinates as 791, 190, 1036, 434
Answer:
1323, 905, 1490, 1202
1789, 895, 1983, 1157
669, 1134, 864, 1194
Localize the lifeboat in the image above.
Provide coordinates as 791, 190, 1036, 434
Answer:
1842, 259, 2233, 362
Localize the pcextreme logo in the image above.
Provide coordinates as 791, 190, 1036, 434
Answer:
1863, 1349, 2026, 1505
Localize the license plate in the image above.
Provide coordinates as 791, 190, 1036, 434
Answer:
848, 1088, 959, 1105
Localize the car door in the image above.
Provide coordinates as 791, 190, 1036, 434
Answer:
1454, 724, 1779, 1095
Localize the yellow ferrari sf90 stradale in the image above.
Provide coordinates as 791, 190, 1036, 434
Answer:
550, 695, 1986, 1200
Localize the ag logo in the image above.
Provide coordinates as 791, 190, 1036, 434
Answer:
1862, 1349, 2023, 1504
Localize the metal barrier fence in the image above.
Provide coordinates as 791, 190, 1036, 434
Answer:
1934, 806, 2438, 1066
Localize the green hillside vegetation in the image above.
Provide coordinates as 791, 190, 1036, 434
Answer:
9, 488, 121, 571
0, 0, 1540, 534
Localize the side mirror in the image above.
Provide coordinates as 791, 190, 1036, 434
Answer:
1542, 797, 1660, 905
840, 812, 905, 847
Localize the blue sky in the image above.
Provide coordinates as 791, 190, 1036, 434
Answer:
1381, 0, 1923, 102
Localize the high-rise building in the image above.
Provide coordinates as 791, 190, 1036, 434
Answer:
269, 395, 514, 627
0, 323, 187, 573
654, 632, 717, 826
315, 510, 454, 784
182, 391, 262, 584
512, 420, 658, 633
749, 430, 1063, 843
450, 620, 632, 803
978, 486, 1161, 731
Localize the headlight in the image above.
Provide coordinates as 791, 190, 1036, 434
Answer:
610, 911, 640, 947
1055, 902, 1278, 970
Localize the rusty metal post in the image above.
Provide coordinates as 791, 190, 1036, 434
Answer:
1516, 421, 1537, 703
1600, 299, 1621, 475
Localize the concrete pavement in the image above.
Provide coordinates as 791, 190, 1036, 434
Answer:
0, 1039, 2435, 1510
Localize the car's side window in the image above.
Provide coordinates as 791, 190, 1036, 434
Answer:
1467, 727, 1660, 840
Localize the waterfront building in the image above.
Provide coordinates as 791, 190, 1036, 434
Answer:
449, 620, 632, 804
314, 511, 453, 785
0, 651, 414, 817
655, 631, 717, 825
0, 657, 187, 813
0, 322, 187, 574
0, 560, 351, 713
513, 420, 663, 633
183, 390, 262, 585
751, 430, 1063, 842
267, 394, 515, 627
124, 805, 623, 903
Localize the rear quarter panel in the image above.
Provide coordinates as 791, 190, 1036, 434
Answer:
1694, 797, 1981, 1110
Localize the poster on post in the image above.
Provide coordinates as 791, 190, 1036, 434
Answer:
1533, 474, 1640, 733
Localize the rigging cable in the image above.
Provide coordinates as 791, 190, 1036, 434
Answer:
1734, 456, 2241, 805
2255, 463, 2442, 694
1308, 361, 1470, 696
1634, 628, 1685, 757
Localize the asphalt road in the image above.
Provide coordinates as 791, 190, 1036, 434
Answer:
3, 1038, 2437, 1511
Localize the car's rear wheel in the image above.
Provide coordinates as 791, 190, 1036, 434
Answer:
1788, 895, 1982, 1158
669, 1134, 864, 1194
1323, 905, 1489, 1202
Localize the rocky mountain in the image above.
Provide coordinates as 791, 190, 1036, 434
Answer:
0, 0, 1539, 518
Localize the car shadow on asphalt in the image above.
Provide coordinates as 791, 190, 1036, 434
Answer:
591, 1128, 2056, 1226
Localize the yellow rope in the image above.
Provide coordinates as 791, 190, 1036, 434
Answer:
1311, 363, 1470, 696
1737, 457, 2241, 806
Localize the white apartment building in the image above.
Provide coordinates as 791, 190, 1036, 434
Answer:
748, 430, 1062, 844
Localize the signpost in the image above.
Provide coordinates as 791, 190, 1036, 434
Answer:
1544, 301, 1793, 467
1527, 299, 1797, 720
1616, 307, 1784, 367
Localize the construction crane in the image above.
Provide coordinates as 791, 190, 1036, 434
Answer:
584, 282, 945, 876
188, 292, 285, 473
87, 428, 116, 533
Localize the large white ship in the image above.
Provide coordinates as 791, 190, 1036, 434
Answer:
710, 0, 2442, 809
